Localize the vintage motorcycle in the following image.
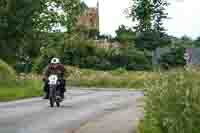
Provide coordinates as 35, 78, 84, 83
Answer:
48, 75, 63, 107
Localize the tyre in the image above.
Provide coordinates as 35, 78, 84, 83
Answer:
56, 101, 60, 107
50, 97, 54, 107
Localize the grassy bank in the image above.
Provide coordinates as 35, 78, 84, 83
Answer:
0, 79, 42, 102
0, 59, 43, 101
136, 69, 200, 133
0, 66, 159, 101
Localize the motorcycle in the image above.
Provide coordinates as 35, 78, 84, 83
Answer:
48, 75, 62, 107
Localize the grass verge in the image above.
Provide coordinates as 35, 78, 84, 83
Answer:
0, 79, 42, 102
66, 67, 160, 89
0, 66, 160, 101
135, 69, 200, 133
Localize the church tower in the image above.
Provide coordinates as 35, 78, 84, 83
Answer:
96, 1, 100, 32
76, 1, 100, 39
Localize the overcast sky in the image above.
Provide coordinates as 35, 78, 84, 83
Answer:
83, 0, 200, 39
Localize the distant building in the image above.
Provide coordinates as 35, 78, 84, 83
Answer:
76, 2, 121, 49
94, 39, 121, 49
77, 1, 100, 39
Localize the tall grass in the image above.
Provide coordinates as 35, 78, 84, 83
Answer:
65, 66, 159, 89
137, 70, 200, 133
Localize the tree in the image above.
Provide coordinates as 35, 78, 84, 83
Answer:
130, 0, 153, 32
152, 0, 169, 34
115, 25, 136, 47
0, 0, 83, 64
80, 1, 88, 13
62, 0, 81, 33
0, 0, 40, 63
194, 36, 200, 47
32, 0, 81, 33
135, 31, 171, 51
0, 0, 16, 16
130, 0, 170, 51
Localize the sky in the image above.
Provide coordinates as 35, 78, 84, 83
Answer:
83, 0, 200, 39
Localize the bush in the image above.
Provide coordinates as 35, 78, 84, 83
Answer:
63, 39, 96, 66
160, 48, 185, 69
121, 48, 151, 70
140, 70, 200, 133
0, 59, 16, 83
32, 56, 51, 73
81, 56, 100, 68
95, 59, 113, 70
33, 34, 152, 71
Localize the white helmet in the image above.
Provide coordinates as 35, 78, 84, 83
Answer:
51, 58, 60, 64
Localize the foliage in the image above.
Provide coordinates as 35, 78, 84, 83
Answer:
152, 0, 169, 34
139, 70, 200, 133
130, 0, 170, 51
62, 40, 151, 71
0, 0, 40, 63
130, 0, 153, 32
109, 47, 152, 70
30, 32, 65, 73
33, 55, 50, 73
159, 48, 185, 69
0, 0, 83, 66
115, 25, 136, 47
194, 36, 200, 47
130, 0, 169, 33
62, 38, 96, 65
135, 30, 171, 51
0, 59, 16, 83
32, 0, 82, 33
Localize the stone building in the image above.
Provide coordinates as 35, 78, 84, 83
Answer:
77, 2, 100, 39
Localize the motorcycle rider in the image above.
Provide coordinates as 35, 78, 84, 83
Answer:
43, 58, 66, 99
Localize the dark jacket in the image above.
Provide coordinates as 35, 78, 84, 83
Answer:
43, 64, 65, 80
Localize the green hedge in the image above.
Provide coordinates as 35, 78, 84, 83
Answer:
32, 37, 152, 73
160, 48, 186, 69
62, 42, 151, 71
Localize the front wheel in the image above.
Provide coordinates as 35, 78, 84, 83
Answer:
50, 97, 54, 107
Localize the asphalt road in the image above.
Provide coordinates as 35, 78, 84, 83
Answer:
0, 89, 143, 133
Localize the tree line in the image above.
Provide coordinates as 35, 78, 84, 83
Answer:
0, 0, 200, 72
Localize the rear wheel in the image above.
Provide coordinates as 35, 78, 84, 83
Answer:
56, 101, 60, 107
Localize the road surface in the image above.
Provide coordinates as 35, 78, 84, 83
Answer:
0, 89, 143, 133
